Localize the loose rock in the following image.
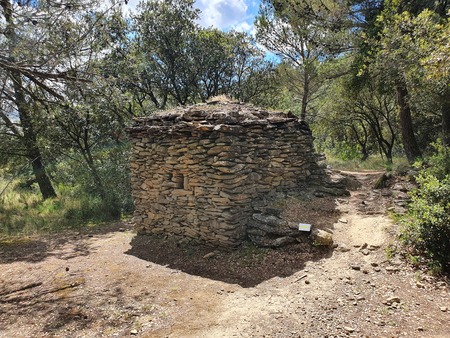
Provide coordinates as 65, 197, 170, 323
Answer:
361, 249, 370, 256
203, 252, 216, 259
385, 266, 399, 272
344, 326, 355, 333
311, 228, 334, 246
337, 244, 351, 252
384, 296, 401, 305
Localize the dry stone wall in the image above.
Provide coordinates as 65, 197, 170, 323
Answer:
127, 101, 327, 247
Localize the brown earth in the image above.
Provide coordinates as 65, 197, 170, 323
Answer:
0, 171, 449, 338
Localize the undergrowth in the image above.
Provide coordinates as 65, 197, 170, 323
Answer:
324, 153, 409, 172
400, 143, 450, 273
0, 177, 125, 236
0, 143, 133, 236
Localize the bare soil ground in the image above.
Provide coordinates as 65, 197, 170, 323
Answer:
1, 171, 449, 338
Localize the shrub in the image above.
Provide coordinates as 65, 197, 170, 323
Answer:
96, 144, 134, 215
420, 142, 450, 180
52, 143, 134, 218
400, 144, 450, 272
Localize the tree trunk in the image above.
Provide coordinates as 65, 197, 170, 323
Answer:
395, 85, 422, 163
300, 71, 309, 121
83, 149, 107, 200
441, 96, 450, 147
361, 148, 369, 161
13, 75, 57, 199
82, 149, 120, 219
28, 149, 57, 200
2, 0, 56, 200
18, 99, 57, 200
351, 122, 369, 161
386, 147, 393, 164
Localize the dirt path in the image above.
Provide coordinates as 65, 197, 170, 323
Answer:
1, 172, 449, 337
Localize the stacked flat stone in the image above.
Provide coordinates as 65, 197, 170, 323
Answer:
127, 101, 326, 247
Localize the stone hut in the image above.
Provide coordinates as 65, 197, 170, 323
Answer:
127, 100, 328, 247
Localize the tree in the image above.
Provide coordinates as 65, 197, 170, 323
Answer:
256, 0, 361, 121
361, 0, 449, 161
256, 0, 324, 121
349, 85, 398, 163
315, 73, 399, 162
190, 28, 236, 102
386, 9, 450, 146
132, 0, 200, 107
228, 31, 277, 104
0, 0, 123, 199
124, 1, 276, 110
422, 16, 450, 146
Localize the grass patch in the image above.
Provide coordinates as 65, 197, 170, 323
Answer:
324, 153, 410, 172
0, 177, 123, 236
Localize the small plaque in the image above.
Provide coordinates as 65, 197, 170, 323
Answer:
298, 223, 311, 232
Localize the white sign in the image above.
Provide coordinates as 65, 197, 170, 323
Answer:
298, 223, 311, 232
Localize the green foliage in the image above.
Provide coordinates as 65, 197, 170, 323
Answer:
62, 194, 118, 223
0, 140, 133, 236
121, 0, 275, 109
324, 153, 407, 171
311, 71, 400, 163
0, 177, 121, 236
385, 243, 398, 261
325, 142, 362, 162
255, 0, 340, 121
52, 144, 134, 217
418, 142, 450, 180
401, 145, 450, 272
0, 0, 127, 199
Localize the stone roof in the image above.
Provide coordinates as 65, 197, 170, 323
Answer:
127, 101, 308, 134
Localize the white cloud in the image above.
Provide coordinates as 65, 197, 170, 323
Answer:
234, 21, 251, 32
234, 21, 257, 37
195, 0, 249, 30
121, 0, 139, 16
123, 0, 258, 34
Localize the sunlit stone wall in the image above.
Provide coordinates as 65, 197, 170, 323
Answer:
127, 101, 325, 247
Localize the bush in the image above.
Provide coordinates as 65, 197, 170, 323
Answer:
52, 143, 134, 218
400, 144, 450, 272
96, 144, 134, 215
420, 142, 450, 180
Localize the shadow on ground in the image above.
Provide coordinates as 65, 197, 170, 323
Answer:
126, 234, 333, 288
0, 221, 126, 264
0, 269, 133, 337
126, 194, 341, 288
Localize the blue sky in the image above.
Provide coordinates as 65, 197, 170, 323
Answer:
127, 0, 261, 33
